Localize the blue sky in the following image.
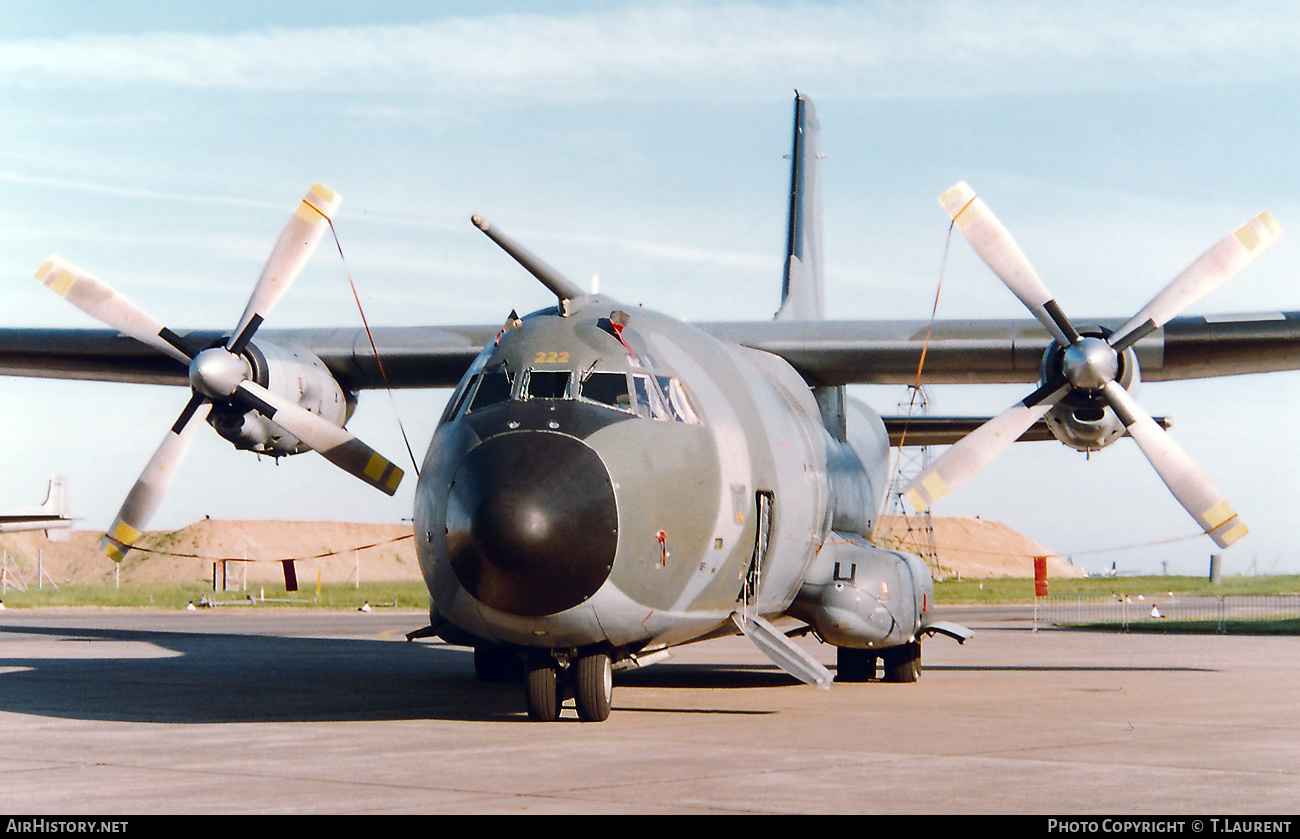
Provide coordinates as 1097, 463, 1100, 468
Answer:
3, 1, 1300, 576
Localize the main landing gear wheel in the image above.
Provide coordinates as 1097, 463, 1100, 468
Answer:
575, 652, 613, 722
524, 650, 562, 722
882, 642, 922, 683
835, 647, 878, 683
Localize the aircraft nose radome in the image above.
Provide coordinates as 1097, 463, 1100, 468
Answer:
446, 432, 618, 617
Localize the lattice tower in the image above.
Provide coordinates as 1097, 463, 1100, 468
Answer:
885, 386, 942, 576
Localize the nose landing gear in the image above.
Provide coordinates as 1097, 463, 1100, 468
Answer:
524, 649, 614, 722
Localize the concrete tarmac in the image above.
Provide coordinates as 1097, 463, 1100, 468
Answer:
0, 606, 1295, 814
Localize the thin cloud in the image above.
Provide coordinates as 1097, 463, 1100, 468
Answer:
1, 2, 1295, 99
0, 169, 273, 209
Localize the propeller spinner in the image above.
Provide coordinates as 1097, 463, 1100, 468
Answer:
903, 182, 1280, 549
34, 184, 404, 561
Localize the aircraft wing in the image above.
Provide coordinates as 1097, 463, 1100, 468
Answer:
0, 312, 1296, 391
0, 325, 497, 389
705, 311, 1300, 386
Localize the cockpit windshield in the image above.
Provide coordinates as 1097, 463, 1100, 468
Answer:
579, 371, 631, 410
467, 366, 513, 413
453, 362, 699, 425
525, 370, 572, 400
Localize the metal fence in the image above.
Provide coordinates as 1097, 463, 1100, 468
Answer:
1036, 593, 1300, 631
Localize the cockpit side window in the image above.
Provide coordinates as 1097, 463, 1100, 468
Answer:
467, 367, 513, 413
525, 369, 572, 400
443, 373, 479, 422
579, 371, 632, 411
657, 375, 700, 424
631, 373, 669, 420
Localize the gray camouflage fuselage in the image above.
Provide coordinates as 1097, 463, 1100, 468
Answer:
413, 298, 913, 656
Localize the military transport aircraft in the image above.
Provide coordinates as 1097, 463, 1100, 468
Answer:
3, 93, 1298, 721
0, 476, 74, 540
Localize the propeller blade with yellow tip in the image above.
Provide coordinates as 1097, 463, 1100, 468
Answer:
903, 382, 1068, 512
34, 256, 194, 365
1102, 382, 1247, 548
100, 395, 211, 562
232, 379, 404, 496
228, 183, 342, 354
1109, 211, 1283, 353
939, 181, 1079, 346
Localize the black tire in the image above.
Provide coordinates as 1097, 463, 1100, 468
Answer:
524, 651, 562, 721
835, 647, 878, 683
575, 652, 613, 722
882, 642, 922, 683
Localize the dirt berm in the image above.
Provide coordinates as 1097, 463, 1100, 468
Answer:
0, 515, 1081, 587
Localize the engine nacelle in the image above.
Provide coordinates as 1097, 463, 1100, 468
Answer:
1040, 328, 1140, 453
208, 341, 355, 457
789, 537, 932, 649
825, 396, 891, 537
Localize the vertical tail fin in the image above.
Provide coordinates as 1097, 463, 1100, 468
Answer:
40, 476, 67, 517
42, 476, 72, 541
775, 94, 844, 440
774, 91, 825, 321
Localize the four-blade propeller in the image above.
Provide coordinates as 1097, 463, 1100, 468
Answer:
903, 182, 1280, 549
34, 184, 404, 561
